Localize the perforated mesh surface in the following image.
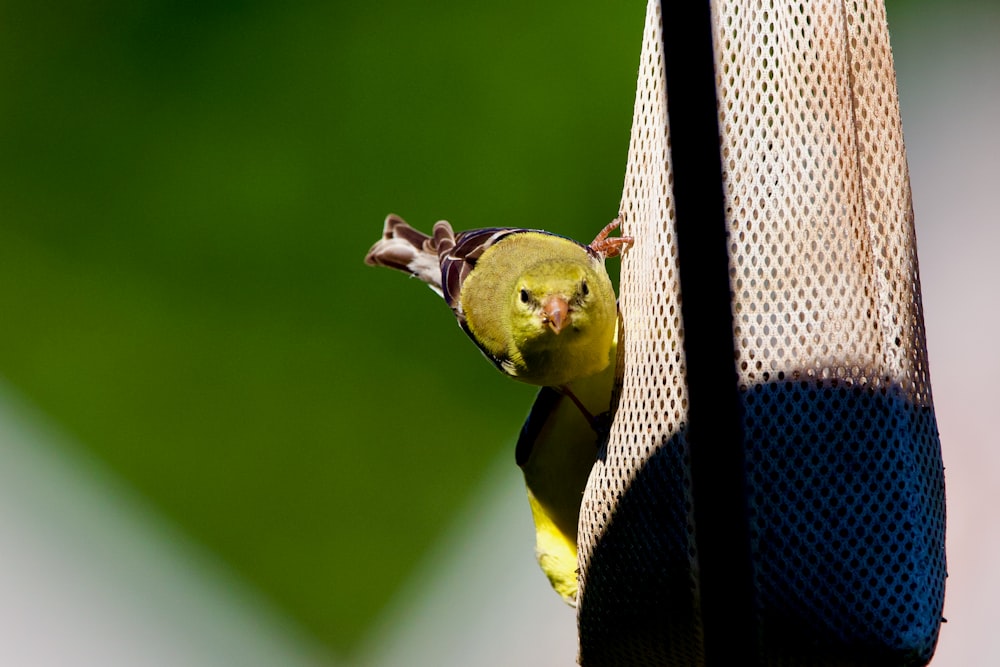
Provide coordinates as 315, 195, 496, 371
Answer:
577, 1, 946, 665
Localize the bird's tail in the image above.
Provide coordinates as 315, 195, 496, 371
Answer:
365, 214, 456, 295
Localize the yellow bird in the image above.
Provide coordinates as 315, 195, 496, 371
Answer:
365, 214, 630, 604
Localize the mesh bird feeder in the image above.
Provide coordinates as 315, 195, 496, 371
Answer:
576, 1, 946, 665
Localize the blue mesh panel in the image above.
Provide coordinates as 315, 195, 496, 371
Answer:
743, 380, 946, 665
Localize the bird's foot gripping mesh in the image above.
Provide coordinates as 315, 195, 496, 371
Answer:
576, 1, 946, 665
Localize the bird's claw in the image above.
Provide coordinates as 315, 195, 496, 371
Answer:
591, 410, 612, 443
590, 218, 634, 258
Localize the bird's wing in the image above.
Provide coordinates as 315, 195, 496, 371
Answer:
364, 214, 458, 296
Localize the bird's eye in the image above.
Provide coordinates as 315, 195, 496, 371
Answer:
520, 288, 530, 303
580, 280, 589, 296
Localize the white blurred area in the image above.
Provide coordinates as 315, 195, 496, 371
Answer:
0, 380, 576, 666
0, 4, 997, 666
0, 383, 336, 667
892, 4, 1000, 666
0, 373, 580, 667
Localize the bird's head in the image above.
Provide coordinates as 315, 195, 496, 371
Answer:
510, 262, 597, 348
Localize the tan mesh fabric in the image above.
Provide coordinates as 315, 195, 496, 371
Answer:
715, 0, 931, 398
577, 1, 945, 665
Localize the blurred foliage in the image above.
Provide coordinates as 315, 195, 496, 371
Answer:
0, 0, 644, 655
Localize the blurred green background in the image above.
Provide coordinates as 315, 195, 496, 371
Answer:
0, 1, 644, 656
0, 0, 965, 661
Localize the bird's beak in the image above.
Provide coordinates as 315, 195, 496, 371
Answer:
542, 296, 569, 334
